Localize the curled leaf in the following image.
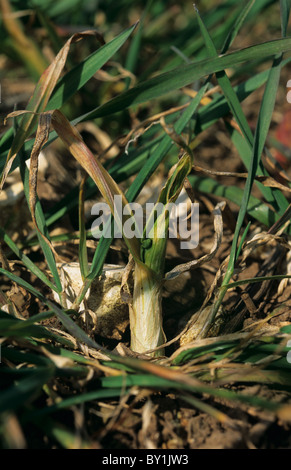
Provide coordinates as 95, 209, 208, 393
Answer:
165, 201, 225, 281
0, 30, 105, 190
6, 109, 141, 263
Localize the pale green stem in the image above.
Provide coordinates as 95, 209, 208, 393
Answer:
129, 262, 166, 357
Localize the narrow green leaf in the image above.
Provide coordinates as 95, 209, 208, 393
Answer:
188, 174, 277, 228
1, 343, 53, 367
19, 152, 63, 294
0, 24, 138, 177
227, 54, 283, 271
224, 274, 291, 289
2, 56, 290, 181
0, 227, 58, 293
201, 52, 285, 337
195, 6, 286, 276
220, 0, 256, 54
78, 176, 89, 280
235, 221, 251, 263
195, 5, 283, 215
0, 368, 54, 414
22, 389, 121, 420
99, 374, 284, 412
47, 23, 138, 110
0, 268, 47, 302
50, 109, 142, 262
0, 319, 64, 342
126, 81, 209, 202
227, 125, 289, 215
124, 0, 153, 90
45, 300, 106, 353
0, 30, 106, 189
82, 37, 291, 122
280, 0, 291, 37
35, 59, 291, 237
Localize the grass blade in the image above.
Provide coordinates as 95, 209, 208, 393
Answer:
0, 267, 50, 303
188, 175, 279, 229
47, 23, 138, 110
220, 0, 256, 53
78, 175, 89, 280
195, 5, 286, 216
0, 368, 54, 414
280, 0, 291, 37
18, 143, 63, 295
124, 0, 153, 90
0, 227, 58, 293
82, 36, 291, 122
200, 57, 286, 337
0, 24, 139, 187
50, 109, 141, 262
228, 58, 284, 270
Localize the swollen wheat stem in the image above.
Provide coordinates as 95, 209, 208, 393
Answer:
129, 262, 166, 356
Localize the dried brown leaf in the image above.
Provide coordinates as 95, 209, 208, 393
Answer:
164, 201, 225, 281
192, 164, 291, 192
1, 30, 104, 189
